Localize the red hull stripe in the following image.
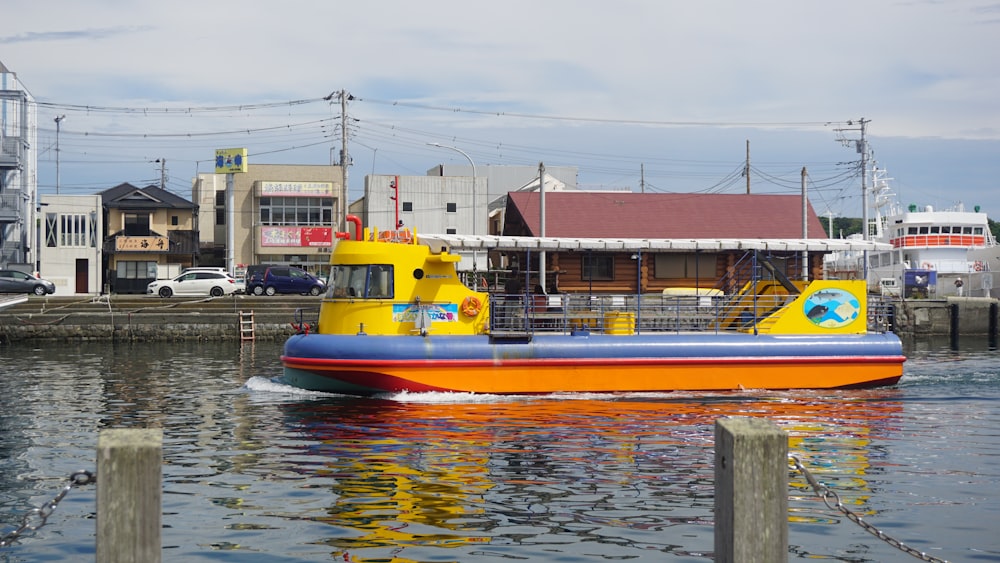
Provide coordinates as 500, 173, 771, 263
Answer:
283, 354, 907, 369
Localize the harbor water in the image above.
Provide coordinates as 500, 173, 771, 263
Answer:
1, 338, 998, 562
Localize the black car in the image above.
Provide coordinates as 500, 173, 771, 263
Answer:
0, 270, 57, 295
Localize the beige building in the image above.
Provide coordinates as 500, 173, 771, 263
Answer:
100, 183, 199, 294
193, 163, 343, 279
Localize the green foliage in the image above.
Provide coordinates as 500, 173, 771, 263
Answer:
825, 217, 863, 239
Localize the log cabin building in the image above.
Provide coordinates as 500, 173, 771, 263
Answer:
497, 191, 830, 295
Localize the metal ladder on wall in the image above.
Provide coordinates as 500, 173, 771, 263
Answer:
239, 310, 255, 342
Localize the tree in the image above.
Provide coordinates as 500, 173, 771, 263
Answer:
826, 217, 863, 239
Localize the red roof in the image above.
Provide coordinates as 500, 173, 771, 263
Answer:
505, 192, 828, 239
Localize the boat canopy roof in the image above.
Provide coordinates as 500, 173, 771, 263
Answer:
418, 234, 894, 253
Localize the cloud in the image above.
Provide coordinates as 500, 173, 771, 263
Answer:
0, 26, 152, 44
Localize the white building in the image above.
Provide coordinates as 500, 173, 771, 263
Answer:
38, 194, 103, 295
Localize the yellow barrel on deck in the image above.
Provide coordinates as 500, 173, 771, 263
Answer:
604, 311, 635, 334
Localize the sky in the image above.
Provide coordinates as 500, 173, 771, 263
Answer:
4, 0, 1000, 228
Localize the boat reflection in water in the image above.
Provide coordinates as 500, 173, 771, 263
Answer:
266, 387, 904, 562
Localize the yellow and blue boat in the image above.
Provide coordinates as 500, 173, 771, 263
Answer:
281, 221, 904, 395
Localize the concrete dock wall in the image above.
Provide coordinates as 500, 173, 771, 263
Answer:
0, 295, 319, 343
2, 294, 997, 342
894, 297, 1000, 336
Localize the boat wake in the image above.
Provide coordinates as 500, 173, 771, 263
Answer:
243, 375, 339, 398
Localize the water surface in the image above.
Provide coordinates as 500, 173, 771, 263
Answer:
1, 339, 998, 561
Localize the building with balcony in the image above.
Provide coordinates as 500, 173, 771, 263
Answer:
0, 60, 38, 270
100, 183, 199, 294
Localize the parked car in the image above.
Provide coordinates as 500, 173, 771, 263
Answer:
147, 271, 239, 298
247, 266, 326, 296
182, 267, 245, 293
0, 270, 56, 295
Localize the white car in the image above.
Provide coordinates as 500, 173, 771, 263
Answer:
147, 271, 239, 298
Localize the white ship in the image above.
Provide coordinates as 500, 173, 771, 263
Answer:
824, 166, 998, 298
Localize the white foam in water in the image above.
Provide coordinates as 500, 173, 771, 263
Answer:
243, 376, 340, 397
242, 381, 759, 403
387, 390, 512, 403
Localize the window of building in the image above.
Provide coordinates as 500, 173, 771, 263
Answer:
402, 202, 413, 212
124, 213, 151, 236
171, 215, 179, 226
45, 212, 97, 248
446, 228, 457, 234
57, 214, 90, 247
446, 203, 457, 213
45, 213, 57, 247
258, 197, 334, 226
581, 254, 614, 281
653, 253, 718, 279
216, 191, 226, 206
116, 261, 158, 279
216, 208, 225, 226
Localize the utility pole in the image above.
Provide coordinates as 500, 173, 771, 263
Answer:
325, 90, 351, 232
801, 167, 808, 280
156, 158, 166, 190
834, 118, 870, 239
55, 115, 66, 194
745, 140, 750, 194
340, 90, 350, 233
640, 163, 645, 193
539, 162, 547, 294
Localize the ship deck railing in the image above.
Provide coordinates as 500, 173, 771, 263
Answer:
488, 292, 896, 336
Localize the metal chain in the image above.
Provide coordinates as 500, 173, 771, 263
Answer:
790, 456, 949, 563
0, 470, 96, 548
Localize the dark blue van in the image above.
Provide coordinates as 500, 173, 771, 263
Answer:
247, 266, 326, 296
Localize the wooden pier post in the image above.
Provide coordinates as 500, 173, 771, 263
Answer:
715, 417, 788, 563
950, 303, 960, 350
96, 428, 162, 563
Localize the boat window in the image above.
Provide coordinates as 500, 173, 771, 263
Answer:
367, 265, 394, 298
930, 226, 940, 234
907, 227, 918, 235
919, 227, 929, 234
974, 227, 984, 235
328, 264, 394, 299
941, 226, 951, 234
963, 227, 973, 234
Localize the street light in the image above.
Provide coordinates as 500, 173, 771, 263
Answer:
427, 142, 477, 238
54, 115, 66, 194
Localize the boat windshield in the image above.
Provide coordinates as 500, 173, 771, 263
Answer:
328, 264, 394, 298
